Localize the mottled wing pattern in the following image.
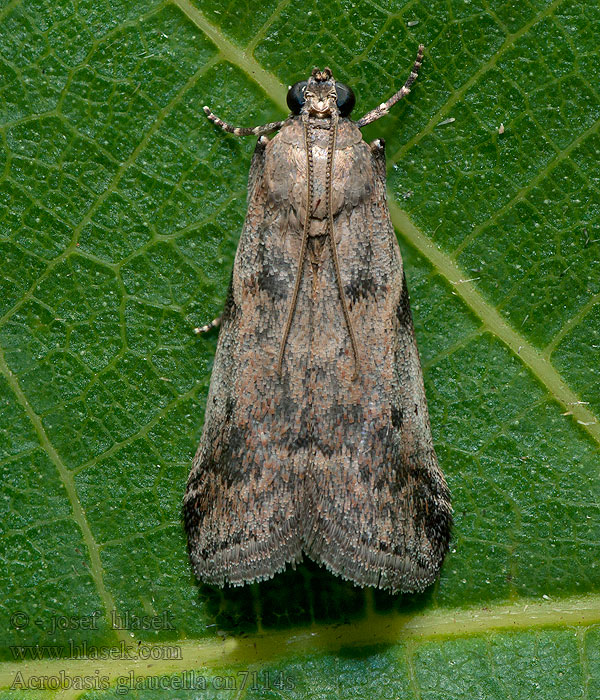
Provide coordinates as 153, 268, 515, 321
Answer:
185, 117, 451, 593
302, 124, 452, 593
183, 131, 312, 585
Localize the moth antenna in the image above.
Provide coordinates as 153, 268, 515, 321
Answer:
203, 106, 286, 136
355, 44, 424, 128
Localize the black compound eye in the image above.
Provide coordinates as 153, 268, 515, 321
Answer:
287, 81, 307, 114
335, 82, 355, 117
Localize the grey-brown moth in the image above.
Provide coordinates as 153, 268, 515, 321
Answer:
183, 45, 452, 594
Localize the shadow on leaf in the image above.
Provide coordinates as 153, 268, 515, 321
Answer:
197, 558, 434, 634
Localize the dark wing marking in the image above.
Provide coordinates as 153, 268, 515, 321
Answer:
302, 133, 452, 593
183, 133, 311, 585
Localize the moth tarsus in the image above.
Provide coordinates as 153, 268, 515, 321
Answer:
193, 316, 221, 335
185, 45, 452, 594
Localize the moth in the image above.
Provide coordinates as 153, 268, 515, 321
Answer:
184, 45, 452, 594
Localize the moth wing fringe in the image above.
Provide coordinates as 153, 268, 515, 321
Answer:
187, 519, 304, 587
303, 503, 452, 594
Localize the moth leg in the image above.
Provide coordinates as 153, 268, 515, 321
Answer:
355, 44, 424, 128
194, 268, 236, 336
194, 316, 221, 335
369, 138, 387, 180
248, 135, 269, 200
203, 106, 286, 136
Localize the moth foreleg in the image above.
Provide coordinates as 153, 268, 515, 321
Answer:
370, 138, 385, 153
194, 316, 221, 335
203, 106, 286, 136
356, 44, 424, 128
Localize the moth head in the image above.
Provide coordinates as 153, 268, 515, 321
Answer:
287, 67, 356, 118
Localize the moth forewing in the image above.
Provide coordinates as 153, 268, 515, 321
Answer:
184, 45, 452, 593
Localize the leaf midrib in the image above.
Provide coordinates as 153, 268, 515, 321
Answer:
1, 593, 599, 694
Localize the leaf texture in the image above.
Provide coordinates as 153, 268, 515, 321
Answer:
0, 0, 599, 696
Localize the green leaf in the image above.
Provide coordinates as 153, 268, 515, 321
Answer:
1, 0, 599, 696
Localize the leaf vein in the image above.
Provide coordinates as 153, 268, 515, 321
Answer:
176, 1, 600, 445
